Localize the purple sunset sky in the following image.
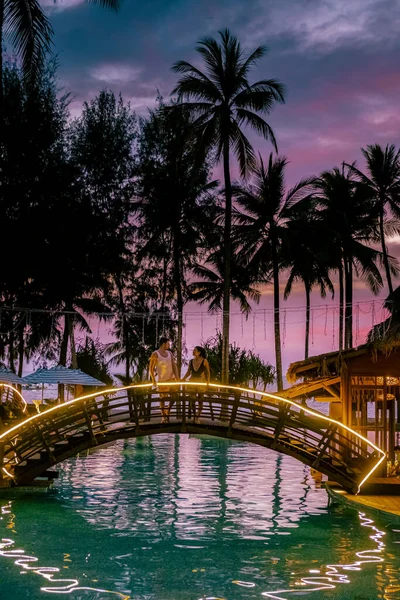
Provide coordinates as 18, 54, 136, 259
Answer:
41, 0, 400, 376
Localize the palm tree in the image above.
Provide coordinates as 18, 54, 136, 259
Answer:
189, 249, 265, 316
368, 286, 400, 353
203, 332, 275, 388
234, 154, 314, 390
105, 260, 175, 384
0, 1, 52, 105
76, 337, 113, 386
106, 312, 151, 384
346, 144, 400, 295
134, 100, 217, 373
283, 214, 334, 359
314, 164, 399, 349
0, 0, 121, 110
171, 28, 285, 383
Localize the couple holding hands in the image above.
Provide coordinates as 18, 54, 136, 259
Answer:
149, 337, 210, 423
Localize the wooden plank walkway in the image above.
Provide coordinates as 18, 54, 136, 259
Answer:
326, 484, 400, 520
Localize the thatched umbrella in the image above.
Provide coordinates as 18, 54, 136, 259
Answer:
22, 365, 106, 405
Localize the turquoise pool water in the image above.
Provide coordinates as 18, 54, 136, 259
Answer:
0, 434, 399, 600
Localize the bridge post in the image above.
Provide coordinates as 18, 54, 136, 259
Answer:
82, 404, 98, 445
144, 390, 152, 421
176, 393, 182, 419
181, 391, 187, 431
312, 423, 338, 469
128, 389, 137, 424
272, 405, 291, 447
33, 421, 55, 463
0, 441, 4, 480
228, 390, 240, 434
219, 387, 229, 421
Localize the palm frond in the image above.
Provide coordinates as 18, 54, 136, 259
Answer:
196, 35, 225, 88
5, 0, 54, 83
233, 79, 285, 112
84, 0, 121, 9
236, 108, 278, 152
283, 269, 296, 300
344, 161, 373, 187
383, 218, 400, 239
230, 121, 256, 178
170, 73, 222, 103
283, 178, 316, 212
237, 45, 268, 79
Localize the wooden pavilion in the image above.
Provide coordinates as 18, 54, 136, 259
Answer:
284, 345, 400, 462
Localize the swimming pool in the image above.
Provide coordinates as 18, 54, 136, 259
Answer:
0, 434, 399, 599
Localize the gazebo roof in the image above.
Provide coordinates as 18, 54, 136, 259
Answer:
286, 346, 368, 383
281, 375, 341, 402
0, 367, 25, 385
22, 365, 106, 387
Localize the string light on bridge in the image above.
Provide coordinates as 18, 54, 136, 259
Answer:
0, 382, 386, 494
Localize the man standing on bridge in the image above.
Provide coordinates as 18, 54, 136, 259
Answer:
149, 337, 179, 423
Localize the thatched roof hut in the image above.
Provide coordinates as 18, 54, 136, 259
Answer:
286, 345, 368, 383
285, 298, 400, 461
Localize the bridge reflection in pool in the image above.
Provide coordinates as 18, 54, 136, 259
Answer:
0, 436, 398, 600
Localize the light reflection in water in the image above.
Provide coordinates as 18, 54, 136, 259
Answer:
0, 435, 399, 600
261, 511, 386, 599
0, 503, 130, 599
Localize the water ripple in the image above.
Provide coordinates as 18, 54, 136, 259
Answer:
0, 434, 398, 599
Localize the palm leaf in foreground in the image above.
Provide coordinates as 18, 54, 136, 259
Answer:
4, 0, 53, 83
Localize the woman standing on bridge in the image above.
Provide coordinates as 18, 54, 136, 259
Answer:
182, 346, 210, 423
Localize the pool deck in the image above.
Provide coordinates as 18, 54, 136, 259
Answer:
326, 483, 400, 521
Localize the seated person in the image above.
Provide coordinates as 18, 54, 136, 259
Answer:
8, 395, 25, 420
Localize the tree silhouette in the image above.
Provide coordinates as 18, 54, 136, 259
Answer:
314, 164, 398, 349
234, 154, 314, 390
283, 211, 334, 359
346, 144, 400, 295
171, 28, 284, 383
134, 99, 217, 372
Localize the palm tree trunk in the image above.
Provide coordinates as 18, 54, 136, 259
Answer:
379, 206, 393, 295
116, 277, 130, 382
0, 0, 4, 129
344, 256, 353, 349
59, 315, 69, 366
338, 259, 344, 351
174, 261, 183, 377
17, 325, 24, 378
173, 226, 183, 376
222, 138, 232, 385
305, 284, 310, 359
160, 254, 168, 313
58, 314, 70, 403
69, 315, 77, 369
272, 239, 283, 391
125, 325, 130, 381
8, 327, 15, 373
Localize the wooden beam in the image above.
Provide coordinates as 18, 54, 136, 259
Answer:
321, 383, 341, 402
283, 376, 341, 399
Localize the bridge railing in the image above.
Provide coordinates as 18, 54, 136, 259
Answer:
0, 383, 386, 493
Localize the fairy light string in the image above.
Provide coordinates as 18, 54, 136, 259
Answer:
0, 298, 391, 319
0, 299, 393, 353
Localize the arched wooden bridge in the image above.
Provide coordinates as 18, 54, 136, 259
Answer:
0, 383, 385, 494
